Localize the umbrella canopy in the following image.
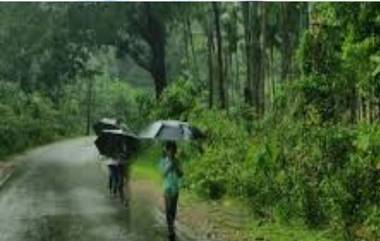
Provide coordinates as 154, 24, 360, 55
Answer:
139, 120, 205, 141
94, 129, 139, 158
93, 118, 119, 136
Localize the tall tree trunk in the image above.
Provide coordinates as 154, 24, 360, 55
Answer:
348, 91, 356, 123
270, 45, 275, 104
242, 2, 253, 106
151, 40, 167, 99
225, 46, 231, 109
144, 3, 167, 99
362, 97, 368, 122
280, 3, 292, 82
252, 46, 261, 117
267, 45, 272, 104
251, 3, 262, 117
207, 13, 214, 109
259, 2, 267, 115
228, 51, 233, 106
235, 52, 240, 104
308, 3, 313, 30
212, 2, 226, 109
183, 21, 190, 66
85, 77, 94, 135
186, 17, 199, 80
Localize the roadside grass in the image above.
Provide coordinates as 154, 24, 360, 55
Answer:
248, 222, 334, 241
130, 146, 336, 241
130, 144, 162, 184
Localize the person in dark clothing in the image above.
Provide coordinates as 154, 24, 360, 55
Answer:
107, 154, 121, 197
117, 157, 131, 207
117, 137, 132, 207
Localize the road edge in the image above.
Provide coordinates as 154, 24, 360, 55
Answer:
0, 164, 16, 190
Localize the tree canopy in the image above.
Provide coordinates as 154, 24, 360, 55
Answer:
0, 3, 379, 240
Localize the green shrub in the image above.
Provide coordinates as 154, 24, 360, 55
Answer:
185, 109, 249, 199
242, 117, 380, 236
0, 81, 82, 159
149, 78, 200, 121
148, 76, 380, 239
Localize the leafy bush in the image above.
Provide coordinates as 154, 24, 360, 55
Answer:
0, 76, 145, 161
0, 82, 61, 158
184, 108, 249, 199
92, 77, 140, 130
151, 78, 200, 121
148, 76, 380, 239
242, 111, 380, 237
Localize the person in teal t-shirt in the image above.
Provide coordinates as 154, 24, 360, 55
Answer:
159, 141, 183, 241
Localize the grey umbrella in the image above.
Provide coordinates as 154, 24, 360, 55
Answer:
139, 120, 205, 141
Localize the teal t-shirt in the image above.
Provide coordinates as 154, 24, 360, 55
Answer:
159, 157, 182, 196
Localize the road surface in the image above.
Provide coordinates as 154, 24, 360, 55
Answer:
0, 138, 195, 241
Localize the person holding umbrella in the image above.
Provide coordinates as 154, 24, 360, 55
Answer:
160, 141, 183, 241
106, 152, 122, 198
94, 125, 139, 206
118, 136, 134, 207
99, 130, 125, 200
140, 120, 205, 240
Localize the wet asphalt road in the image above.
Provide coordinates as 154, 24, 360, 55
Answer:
0, 138, 194, 241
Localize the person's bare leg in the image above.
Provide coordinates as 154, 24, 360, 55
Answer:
108, 166, 113, 196
118, 170, 125, 202
123, 165, 131, 207
118, 164, 130, 205
170, 193, 178, 241
123, 180, 130, 207
165, 194, 177, 241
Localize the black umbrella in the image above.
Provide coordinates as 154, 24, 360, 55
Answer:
93, 118, 119, 136
94, 129, 139, 158
139, 120, 205, 141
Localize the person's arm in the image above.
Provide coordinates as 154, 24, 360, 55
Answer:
160, 158, 173, 177
173, 159, 184, 177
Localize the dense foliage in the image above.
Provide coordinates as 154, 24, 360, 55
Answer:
0, 2, 379, 241
130, 4, 380, 240
0, 76, 139, 160
140, 77, 379, 240
0, 81, 75, 158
